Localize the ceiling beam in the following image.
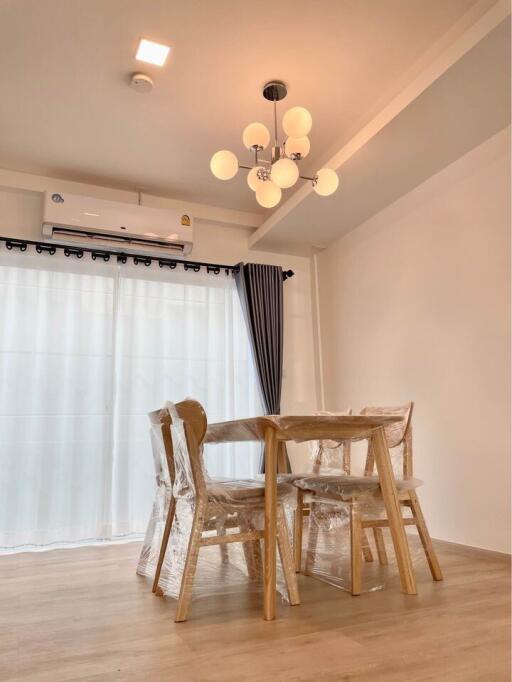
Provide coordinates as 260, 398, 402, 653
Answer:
249, 0, 510, 250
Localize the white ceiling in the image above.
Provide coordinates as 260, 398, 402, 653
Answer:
0, 0, 489, 213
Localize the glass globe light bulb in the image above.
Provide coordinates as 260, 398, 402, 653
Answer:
255, 181, 282, 208
285, 136, 310, 159
314, 168, 339, 196
210, 150, 239, 180
282, 106, 312, 138
247, 166, 265, 191
270, 158, 299, 189
242, 122, 270, 150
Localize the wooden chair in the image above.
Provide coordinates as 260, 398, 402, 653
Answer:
295, 403, 443, 595
358, 403, 443, 583
142, 403, 253, 592
152, 399, 300, 622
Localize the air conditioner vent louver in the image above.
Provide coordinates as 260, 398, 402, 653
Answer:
50, 227, 187, 254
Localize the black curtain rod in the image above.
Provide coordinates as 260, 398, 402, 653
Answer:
0, 236, 295, 281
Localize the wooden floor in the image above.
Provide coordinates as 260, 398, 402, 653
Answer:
1, 540, 510, 682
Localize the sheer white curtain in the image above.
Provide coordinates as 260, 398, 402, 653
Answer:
0, 251, 262, 551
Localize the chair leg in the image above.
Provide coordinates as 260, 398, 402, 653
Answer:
215, 515, 229, 564
350, 503, 363, 596
277, 504, 301, 605
362, 529, 374, 562
373, 527, 389, 565
251, 524, 263, 578
174, 501, 206, 623
304, 500, 320, 576
238, 514, 260, 579
409, 491, 443, 581
152, 496, 176, 594
294, 489, 304, 572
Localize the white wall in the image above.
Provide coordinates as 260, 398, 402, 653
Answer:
316, 128, 511, 553
0, 173, 318, 470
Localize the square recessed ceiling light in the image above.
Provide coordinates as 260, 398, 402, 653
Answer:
135, 38, 170, 66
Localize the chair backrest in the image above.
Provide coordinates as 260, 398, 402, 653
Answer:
361, 402, 414, 478
148, 407, 175, 486
163, 398, 209, 501
312, 409, 353, 475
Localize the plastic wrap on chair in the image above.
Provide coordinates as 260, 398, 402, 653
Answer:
136, 411, 172, 579
295, 474, 422, 498
146, 401, 297, 609
361, 404, 411, 448
301, 405, 411, 480
297, 410, 352, 477
296, 403, 423, 592
302, 493, 424, 593
304, 495, 383, 592
360, 404, 413, 479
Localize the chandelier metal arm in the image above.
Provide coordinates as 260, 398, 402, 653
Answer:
239, 163, 317, 187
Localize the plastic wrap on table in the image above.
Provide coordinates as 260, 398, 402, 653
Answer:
204, 413, 406, 446
140, 401, 297, 607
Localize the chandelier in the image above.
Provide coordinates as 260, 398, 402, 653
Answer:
210, 81, 339, 208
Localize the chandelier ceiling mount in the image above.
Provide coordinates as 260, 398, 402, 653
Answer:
262, 79, 288, 103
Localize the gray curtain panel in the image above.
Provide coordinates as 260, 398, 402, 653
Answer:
235, 262, 289, 472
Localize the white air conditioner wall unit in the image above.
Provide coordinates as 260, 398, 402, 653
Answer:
42, 191, 194, 257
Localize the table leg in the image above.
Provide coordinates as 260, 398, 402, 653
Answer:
264, 427, 278, 620
371, 426, 417, 595
277, 441, 288, 474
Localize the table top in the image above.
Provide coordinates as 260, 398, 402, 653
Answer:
205, 414, 402, 444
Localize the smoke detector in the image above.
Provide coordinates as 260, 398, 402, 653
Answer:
130, 73, 153, 93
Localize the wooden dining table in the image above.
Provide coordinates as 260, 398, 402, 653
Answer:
205, 414, 417, 621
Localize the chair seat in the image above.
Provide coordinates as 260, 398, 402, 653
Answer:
294, 474, 422, 499
255, 472, 310, 484
207, 478, 294, 504
276, 473, 310, 484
